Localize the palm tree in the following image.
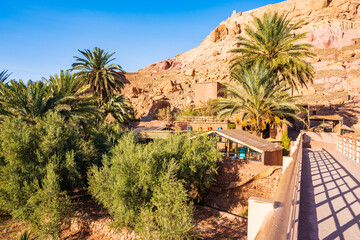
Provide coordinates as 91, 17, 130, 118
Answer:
101, 95, 134, 124
0, 80, 50, 122
46, 70, 101, 123
0, 70, 11, 82
0, 71, 100, 123
71, 47, 128, 101
230, 13, 315, 90
214, 63, 303, 136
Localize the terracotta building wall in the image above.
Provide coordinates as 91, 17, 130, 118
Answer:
194, 82, 223, 106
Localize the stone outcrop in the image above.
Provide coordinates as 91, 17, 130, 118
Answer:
123, 0, 360, 127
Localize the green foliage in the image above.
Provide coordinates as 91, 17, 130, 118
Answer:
155, 107, 175, 121
214, 63, 304, 136
0, 71, 101, 124
71, 47, 127, 101
241, 207, 248, 218
26, 163, 72, 239
16, 230, 37, 240
136, 163, 194, 240
0, 113, 95, 238
177, 100, 218, 119
88, 133, 221, 238
230, 12, 315, 90
178, 105, 198, 117
281, 131, 291, 154
101, 95, 135, 124
227, 122, 236, 129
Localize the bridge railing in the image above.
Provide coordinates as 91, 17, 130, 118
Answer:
337, 134, 360, 164
248, 133, 303, 240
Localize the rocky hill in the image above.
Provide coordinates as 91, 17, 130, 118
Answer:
123, 0, 360, 128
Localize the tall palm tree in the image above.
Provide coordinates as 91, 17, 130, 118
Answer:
71, 47, 128, 101
101, 95, 134, 124
230, 13, 315, 90
214, 63, 303, 136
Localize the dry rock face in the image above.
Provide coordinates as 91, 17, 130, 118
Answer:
123, 0, 360, 128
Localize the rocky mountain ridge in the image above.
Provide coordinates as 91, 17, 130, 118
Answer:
123, 0, 360, 129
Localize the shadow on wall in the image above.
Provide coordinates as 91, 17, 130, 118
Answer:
303, 132, 338, 151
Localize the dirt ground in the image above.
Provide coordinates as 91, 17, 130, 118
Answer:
0, 215, 26, 240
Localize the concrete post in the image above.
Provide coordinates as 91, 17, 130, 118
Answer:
248, 197, 276, 240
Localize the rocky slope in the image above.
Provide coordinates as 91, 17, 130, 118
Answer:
123, 0, 360, 128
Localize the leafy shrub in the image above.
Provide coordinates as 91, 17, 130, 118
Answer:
281, 131, 291, 156
88, 132, 221, 238
177, 100, 218, 119
0, 113, 94, 238
155, 107, 175, 121
136, 162, 194, 239
227, 122, 236, 129
281, 131, 291, 150
178, 105, 198, 117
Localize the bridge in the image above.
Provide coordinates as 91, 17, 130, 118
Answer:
248, 132, 360, 240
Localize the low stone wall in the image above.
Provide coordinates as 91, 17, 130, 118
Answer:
302, 132, 338, 151
248, 133, 303, 240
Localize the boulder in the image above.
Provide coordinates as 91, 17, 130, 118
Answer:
332, 98, 344, 105
184, 68, 195, 76
228, 21, 241, 36
213, 50, 219, 56
210, 24, 228, 43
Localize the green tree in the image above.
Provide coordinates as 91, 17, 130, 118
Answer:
214, 63, 303, 136
136, 162, 194, 240
0, 114, 85, 238
88, 133, 221, 238
71, 47, 127, 101
101, 95, 134, 124
230, 13, 315, 90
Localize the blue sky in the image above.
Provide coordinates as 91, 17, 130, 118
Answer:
0, 0, 283, 81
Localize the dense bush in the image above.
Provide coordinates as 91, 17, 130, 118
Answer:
88, 132, 222, 238
0, 113, 114, 238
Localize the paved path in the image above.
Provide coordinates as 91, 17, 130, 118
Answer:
299, 149, 360, 240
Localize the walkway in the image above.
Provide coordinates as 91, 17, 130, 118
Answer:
299, 149, 360, 240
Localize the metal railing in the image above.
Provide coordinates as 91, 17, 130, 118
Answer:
254, 133, 303, 240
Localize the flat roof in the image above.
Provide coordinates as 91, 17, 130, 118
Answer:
207, 129, 283, 153
309, 115, 343, 121
133, 126, 170, 133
